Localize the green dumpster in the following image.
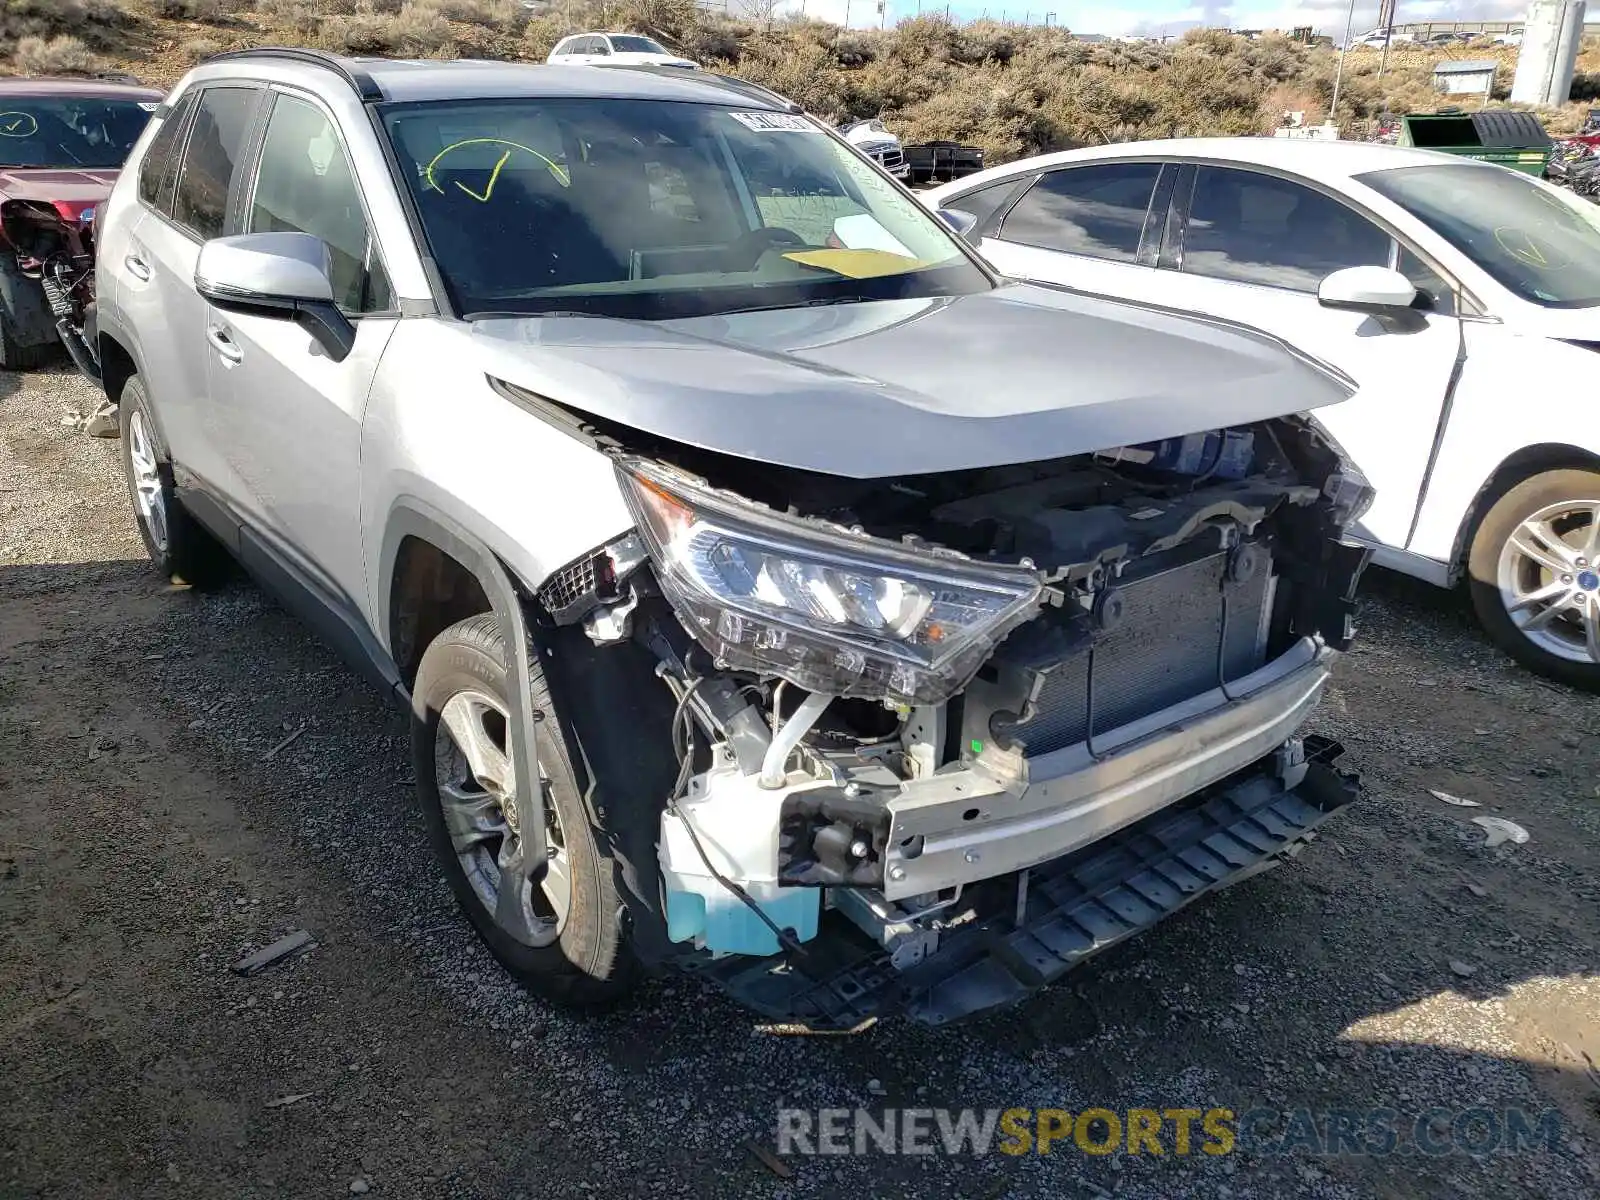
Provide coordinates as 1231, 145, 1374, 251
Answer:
1397, 111, 1552, 175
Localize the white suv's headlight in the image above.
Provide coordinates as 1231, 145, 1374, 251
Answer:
616, 457, 1043, 705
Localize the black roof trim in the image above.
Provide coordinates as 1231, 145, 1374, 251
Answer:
203, 47, 383, 101
603, 64, 800, 113
698, 70, 803, 114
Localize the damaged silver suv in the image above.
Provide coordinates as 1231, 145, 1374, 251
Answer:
96, 50, 1374, 1025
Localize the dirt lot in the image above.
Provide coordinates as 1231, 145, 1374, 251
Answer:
2, 365, 1598, 1200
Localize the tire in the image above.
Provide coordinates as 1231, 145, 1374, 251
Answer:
412, 614, 636, 1008
117, 375, 231, 587
1467, 467, 1600, 692
0, 294, 53, 371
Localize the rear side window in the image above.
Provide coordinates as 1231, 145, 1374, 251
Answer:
999, 162, 1161, 262
137, 91, 197, 216
1181, 166, 1392, 292
171, 86, 258, 240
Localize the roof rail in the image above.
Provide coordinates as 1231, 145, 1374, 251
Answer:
604, 64, 799, 113
204, 47, 383, 101
701, 71, 802, 114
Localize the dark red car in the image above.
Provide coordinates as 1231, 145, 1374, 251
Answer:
0, 76, 163, 371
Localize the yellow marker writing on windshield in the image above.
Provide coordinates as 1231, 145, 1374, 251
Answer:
1495, 225, 1559, 269
454, 149, 511, 203
0, 112, 38, 138
422, 137, 570, 196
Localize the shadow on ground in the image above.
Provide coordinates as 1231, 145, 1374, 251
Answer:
1, 557, 1596, 1199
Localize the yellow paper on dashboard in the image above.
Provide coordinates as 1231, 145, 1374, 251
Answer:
781, 248, 928, 279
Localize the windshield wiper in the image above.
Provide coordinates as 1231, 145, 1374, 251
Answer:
463, 309, 605, 320
711, 294, 880, 316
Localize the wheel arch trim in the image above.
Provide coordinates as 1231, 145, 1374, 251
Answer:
379, 499, 551, 878
1450, 442, 1600, 578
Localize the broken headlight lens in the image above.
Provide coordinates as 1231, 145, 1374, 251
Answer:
616, 457, 1043, 705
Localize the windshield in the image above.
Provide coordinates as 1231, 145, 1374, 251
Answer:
0, 95, 154, 169
380, 97, 989, 319
1360, 162, 1600, 308
608, 35, 667, 53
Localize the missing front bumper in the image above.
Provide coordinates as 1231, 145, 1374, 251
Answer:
881, 638, 1332, 900
682, 736, 1358, 1028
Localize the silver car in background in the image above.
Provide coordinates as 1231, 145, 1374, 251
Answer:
94, 49, 1372, 1026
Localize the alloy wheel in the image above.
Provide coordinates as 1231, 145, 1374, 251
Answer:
127, 409, 168, 554
434, 689, 569, 947
1496, 499, 1600, 665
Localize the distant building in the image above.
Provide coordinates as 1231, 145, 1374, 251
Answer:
1433, 59, 1498, 97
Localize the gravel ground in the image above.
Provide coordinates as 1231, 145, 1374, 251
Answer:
2, 365, 1598, 1200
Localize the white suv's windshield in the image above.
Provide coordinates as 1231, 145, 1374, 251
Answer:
608, 35, 667, 53
380, 98, 990, 319
1361, 162, 1600, 309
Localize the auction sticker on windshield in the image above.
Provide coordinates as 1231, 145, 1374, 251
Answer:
728, 112, 816, 133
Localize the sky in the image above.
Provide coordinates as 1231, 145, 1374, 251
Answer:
780, 0, 1532, 36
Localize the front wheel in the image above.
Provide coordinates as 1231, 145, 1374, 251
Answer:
1468, 468, 1600, 691
412, 614, 636, 1008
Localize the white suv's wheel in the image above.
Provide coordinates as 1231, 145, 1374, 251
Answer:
1469, 468, 1600, 691
411, 614, 636, 1007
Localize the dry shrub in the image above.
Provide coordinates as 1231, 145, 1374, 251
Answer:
12, 34, 102, 75
389, 1, 455, 50
0, 0, 126, 46
429, 0, 523, 26
158, 0, 229, 21
519, 17, 565, 59
318, 2, 454, 54
605, 0, 699, 42
678, 13, 742, 62
180, 36, 224, 62
254, 0, 327, 37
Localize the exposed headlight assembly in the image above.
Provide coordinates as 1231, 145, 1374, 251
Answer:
616, 457, 1043, 705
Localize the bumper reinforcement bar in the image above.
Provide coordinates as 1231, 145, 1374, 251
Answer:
684, 737, 1358, 1029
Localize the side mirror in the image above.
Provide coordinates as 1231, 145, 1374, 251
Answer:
936, 207, 979, 241
1317, 265, 1420, 316
194, 232, 355, 363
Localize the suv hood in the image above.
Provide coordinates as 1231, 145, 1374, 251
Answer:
472, 282, 1354, 478
0, 167, 118, 206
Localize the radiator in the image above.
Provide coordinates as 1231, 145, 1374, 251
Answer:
979, 548, 1274, 758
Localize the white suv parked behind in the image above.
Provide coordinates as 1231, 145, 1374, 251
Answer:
546, 32, 698, 70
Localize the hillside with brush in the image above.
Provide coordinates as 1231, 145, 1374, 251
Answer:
6, 0, 1600, 167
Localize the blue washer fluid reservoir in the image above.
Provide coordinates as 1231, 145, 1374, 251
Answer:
1140, 430, 1255, 480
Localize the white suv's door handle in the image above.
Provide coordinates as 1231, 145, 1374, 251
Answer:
124, 254, 151, 282
206, 324, 243, 365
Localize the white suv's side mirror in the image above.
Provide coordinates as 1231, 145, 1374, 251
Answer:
195, 232, 354, 362
936, 207, 979, 242
1317, 265, 1420, 316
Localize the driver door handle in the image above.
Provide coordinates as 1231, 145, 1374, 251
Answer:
123, 254, 151, 282
206, 323, 243, 365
